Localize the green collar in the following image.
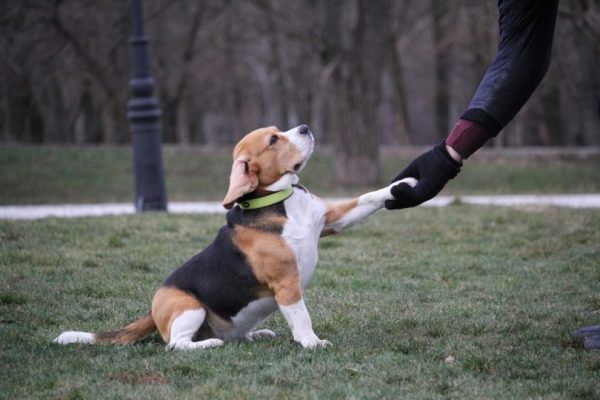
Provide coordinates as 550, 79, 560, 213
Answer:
238, 187, 294, 210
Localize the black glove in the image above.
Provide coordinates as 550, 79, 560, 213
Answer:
385, 141, 462, 210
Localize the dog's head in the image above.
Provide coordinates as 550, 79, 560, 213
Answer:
223, 125, 314, 209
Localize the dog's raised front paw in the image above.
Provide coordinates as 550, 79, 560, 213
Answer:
369, 177, 418, 205
391, 177, 418, 189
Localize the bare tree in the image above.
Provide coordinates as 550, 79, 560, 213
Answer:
1, 0, 598, 181
318, 0, 392, 185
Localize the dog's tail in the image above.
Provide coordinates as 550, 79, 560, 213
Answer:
53, 313, 157, 345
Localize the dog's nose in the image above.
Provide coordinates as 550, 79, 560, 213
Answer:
298, 125, 310, 135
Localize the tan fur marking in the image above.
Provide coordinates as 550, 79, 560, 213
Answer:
151, 287, 203, 343
232, 226, 302, 306
324, 199, 359, 225
320, 228, 337, 237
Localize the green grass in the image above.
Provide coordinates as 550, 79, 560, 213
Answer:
1, 207, 599, 399
1, 146, 599, 204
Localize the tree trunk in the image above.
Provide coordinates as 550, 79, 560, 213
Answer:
327, 0, 391, 186
433, 2, 449, 137
330, 76, 380, 185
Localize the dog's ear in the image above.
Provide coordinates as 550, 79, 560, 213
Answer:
223, 156, 258, 209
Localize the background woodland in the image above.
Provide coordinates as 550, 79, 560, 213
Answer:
1, 0, 599, 184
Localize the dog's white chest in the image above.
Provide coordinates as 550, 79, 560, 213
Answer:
282, 190, 327, 287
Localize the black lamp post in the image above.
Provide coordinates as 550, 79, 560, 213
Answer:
128, 0, 167, 211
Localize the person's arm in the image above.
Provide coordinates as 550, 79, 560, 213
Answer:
386, 0, 559, 210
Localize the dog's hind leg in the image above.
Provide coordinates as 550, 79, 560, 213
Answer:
152, 286, 223, 350
167, 308, 223, 350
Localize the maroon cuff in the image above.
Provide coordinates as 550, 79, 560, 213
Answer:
445, 119, 492, 159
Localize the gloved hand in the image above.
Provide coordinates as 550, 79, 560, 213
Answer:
385, 141, 462, 210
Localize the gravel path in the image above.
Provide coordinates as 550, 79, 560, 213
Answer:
1, 194, 599, 220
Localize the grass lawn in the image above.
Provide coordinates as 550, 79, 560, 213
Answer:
1, 206, 599, 399
1, 146, 599, 205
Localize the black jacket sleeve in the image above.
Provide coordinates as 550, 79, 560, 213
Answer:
463, 0, 559, 136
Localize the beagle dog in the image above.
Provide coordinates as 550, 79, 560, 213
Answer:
54, 125, 416, 350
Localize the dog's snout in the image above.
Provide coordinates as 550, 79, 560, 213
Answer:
298, 125, 310, 135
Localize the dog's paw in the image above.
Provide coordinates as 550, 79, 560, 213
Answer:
395, 177, 418, 188
167, 338, 224, 350
197, 338, 225, 349
298, 335, 332, 349
370, 177, 418, 204
387, 177, 418, 199
247, 329, 276, 341
390, 177, 418, 192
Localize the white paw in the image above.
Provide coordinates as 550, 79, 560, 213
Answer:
373, 178, 419, 203
394, 177, 418, 188
298, 335, 332, 349
167, 338, 224, 350
197, 338, 225, 349
247, 329, 276, 340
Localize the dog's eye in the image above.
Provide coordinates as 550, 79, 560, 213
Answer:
269, 135, 279, 146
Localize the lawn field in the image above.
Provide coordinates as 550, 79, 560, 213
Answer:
1, 207, 599, 399
1, 145, 599, 205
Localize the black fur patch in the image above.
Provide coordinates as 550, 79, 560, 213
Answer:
163, 226, 262, 320
162, 201, 289, 321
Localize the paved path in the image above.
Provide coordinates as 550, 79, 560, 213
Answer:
1, 194, 599, 220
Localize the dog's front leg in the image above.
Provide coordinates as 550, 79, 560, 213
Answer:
279, 298, 331, 349
273, 278, 330, 349
323, 177, 417, 235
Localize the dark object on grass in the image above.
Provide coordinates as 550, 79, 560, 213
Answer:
573, 325, 600, 350
584, 336, 600, 350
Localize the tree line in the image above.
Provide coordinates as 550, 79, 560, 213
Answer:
1, 0, 599, 184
